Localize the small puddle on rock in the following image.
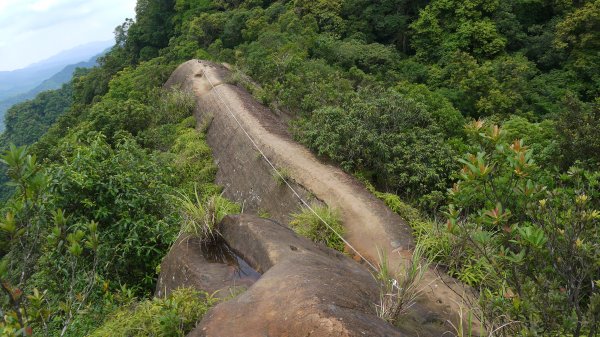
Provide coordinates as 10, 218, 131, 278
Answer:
233, 254, 261, 281
201, 239, 261, 285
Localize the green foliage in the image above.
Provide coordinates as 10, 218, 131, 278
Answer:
340, 0, 428, 52
2, 83, 72, 148
428, 52, 540, 118
0, 46, 218, 335
45, 133, 177, 290
2, 0, 599, 334
311, 34, 399, 75
555, 95, 600, 169
410, 0, 506, 62
122, 0, 177, 63
175, 191, 240, 242
444, 121, 600, 336
374, 243, 431, 326
554, 0, 600, 99
500, 116, 558, 167
294, 86, 460, 201
0, 145, 49, 335
290, 204, 345, 252
89, 288, 218, 337
0, 83, 74, 201
365, 181, 454, 276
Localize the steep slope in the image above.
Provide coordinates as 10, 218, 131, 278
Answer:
166, 60, 478, 335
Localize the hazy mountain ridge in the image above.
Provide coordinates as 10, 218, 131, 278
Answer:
0, 47, 109, 130
0, 40, 112, 101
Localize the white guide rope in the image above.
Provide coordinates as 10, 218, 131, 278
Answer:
201, 64, 379, 273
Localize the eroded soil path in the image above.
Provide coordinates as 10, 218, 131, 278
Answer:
166, 60, 479, 336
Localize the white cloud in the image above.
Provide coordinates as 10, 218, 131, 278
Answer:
28, 0, 60, 12
0, 0, 136, 71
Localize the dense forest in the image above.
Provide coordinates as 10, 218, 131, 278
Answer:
0, 0, 599, 336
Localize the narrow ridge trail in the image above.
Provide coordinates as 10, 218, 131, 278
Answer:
166, 60, 479, 335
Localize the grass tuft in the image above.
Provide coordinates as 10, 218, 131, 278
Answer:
175, 189, 240, 242
272, 167, 291, 186
374, 242, 431, 325
290, 204, 345, 252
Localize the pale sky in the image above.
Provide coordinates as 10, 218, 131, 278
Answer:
0, 0, 137, 71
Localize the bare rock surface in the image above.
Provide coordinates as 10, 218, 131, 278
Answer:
164, 60, 480, 335
191, 214, 405, 337
156, 234, 258, 299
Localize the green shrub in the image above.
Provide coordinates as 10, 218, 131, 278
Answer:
444, 121, 600, 335
290, 204, 345, 252
89, 288, 218, 337
154, 88, 197, 125
169, 124, 219, 195
293, 86, 459, 201
374, 191, 422, 225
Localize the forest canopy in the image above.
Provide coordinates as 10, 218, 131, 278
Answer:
0, 0, 598, 336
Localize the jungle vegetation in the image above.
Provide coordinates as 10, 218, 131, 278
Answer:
0, 0, 598, 336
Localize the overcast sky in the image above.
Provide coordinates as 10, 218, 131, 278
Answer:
0, 0, 137, 71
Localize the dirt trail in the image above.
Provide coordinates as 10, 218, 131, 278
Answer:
166, 60, 479, 335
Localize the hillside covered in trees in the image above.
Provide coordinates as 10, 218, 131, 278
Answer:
0, 0, 599, 336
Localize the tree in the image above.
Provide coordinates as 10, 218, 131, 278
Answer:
555, 0, 600, 99
410, 0, 506, 62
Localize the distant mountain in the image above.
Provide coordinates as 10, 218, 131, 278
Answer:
0, 50, 108, 131
0, 41, 113, 101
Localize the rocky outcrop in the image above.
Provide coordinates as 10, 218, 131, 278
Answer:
164, 60, 479, 335
156, 234, 259, 299
186, 215, 405, 337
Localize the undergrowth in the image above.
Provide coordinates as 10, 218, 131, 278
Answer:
88, 288, 218, 337
290, 204, 345, 252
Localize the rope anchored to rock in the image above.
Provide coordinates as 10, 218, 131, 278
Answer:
199, 61, 380, 273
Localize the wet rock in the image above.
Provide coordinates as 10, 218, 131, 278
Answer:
155, 234, 257, 299
190, 215, 406, 337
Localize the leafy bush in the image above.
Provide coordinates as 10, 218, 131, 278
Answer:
290, 204, 345, 252
0, 90, 220, 335
555, 95, 600, 169
294, 86, 459, 201
444, 121, 600, 336
89, 288, 218, 337
45, 133, 178, 290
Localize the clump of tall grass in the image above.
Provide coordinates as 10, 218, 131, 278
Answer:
272, 167, 291, 186
374, 243, 431, 325
156, 88, 197, 125
175, 189, 240, 242
446, 302, 520, 337
289, 204, 345, 252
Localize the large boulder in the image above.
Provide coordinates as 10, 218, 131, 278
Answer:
189, 215, 406, 337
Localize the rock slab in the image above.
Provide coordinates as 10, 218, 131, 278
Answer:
184, 215, 406, 337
